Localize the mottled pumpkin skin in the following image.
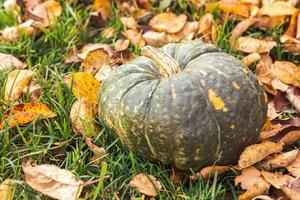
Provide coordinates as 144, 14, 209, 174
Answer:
99, 42, 267, 171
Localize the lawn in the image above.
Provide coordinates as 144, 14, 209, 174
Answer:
1, 0, 300, 199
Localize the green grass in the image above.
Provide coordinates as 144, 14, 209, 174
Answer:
0, 1, 299, 199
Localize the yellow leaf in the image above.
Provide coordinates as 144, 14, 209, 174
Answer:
0, 179, 13, 200
0, 103, 57, 130
64, 72, 100, 105
273, 61, 300, 87
4, 69, 34, 102
129, 173, 162, 197
23, 162, 83, 200
92, 0, 111, 21
82, 48, 110, 75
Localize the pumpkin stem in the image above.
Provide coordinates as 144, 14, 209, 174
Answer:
141, 46, 181, 78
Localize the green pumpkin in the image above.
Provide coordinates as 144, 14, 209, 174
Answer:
99, 42, 267, 171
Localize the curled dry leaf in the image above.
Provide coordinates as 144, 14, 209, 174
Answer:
257, 149, 299, 171
92, 0, 111, 21
64, 72, 100, 105
267, 101, 282, 120
129, 173, 162, 197
120, 17, 138, 30
236, 37, 277, 53
123, 29, 145, 49
77, 43, 113, 60
198, 13, 214, 35
261, 171, 294, 189
0, 52, 26, 71
238, 141, 284, 169
258, 119, 282, 141
142, 31, 168, 47
198, 165, 231, 180
242, 53, 261, 66
70, 99, 98, 136
167, 21, 198, 42
0, 102, 56, 130
259, 1, 297, 17
82, 48, 110, 75
235, 167, 262, 190
4, 69, 34, 102
256, 54, 274, 90
23, 162, 83, 200
115, 39, 130, 51
273, 61, 300, 88
287, 152, 300, 177
279, 130, 300, 145
149, 12, 187, 34
297, 13, 300, 39
1, 20, 36, 42
0, 179, 13, 200
230, 18, 257, 43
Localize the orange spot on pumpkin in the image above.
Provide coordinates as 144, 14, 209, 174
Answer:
232, 81, 240, 89
241, 67, 249, 74
230, 124, 235, 129
208, 89, 228, 112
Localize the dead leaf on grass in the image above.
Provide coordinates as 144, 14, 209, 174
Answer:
82, 48, 110, 75
129, 173, 162, 197
4, 69, 34, 102
198, 13, 214, 35
261, 171, 294, 189
218, 0, 249, 18
235, 167, 262, 190
23, 81, 42, 103
85, 137, 107, 164
1, 20, 36, 42
115, 39, 130, 51
273, 61, 300, 88
77, 43, 113, 60
259, 1, 297, 17
236, 37, 277, 53
230, 18, 257, 43
242, 52, 261, 66
0, 52, 27, 71
120, 16, 138, 30
23, 162, 83, 200
167, 21, 198, 42
92, 0, 111, 21
149, 12, 187, 33
101, 27, 116, 39
142, 31, 168, 47
238, 141, 284, 169
0, 179, 13, 200
123, 29, 145, 49
0, 102, 56, 130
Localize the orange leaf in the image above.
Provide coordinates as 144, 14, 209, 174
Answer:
242, 53, 261, 66
82, 48, 110, 75
115, 39, 130, 51
4, 69, 34, 102
0, 103, 56, 130
236, 37, 277, 53
218, 0, 249, 18
235, 167, 262, 190
123, 29, 146, 49
167, 21, 198, 42
273, 61, 300, 87
279, 130, 300, 145
64, 72, 100, 105
259, 1, 297, 17
261, 171, 294, 189
198, 13, 214, 35
92, 0, 111, 21
230, 18, 257, 43
199, 165, 231, 180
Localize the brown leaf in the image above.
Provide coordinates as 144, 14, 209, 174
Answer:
256, 54, 274, 89
255, 16, 286, 30
238, 141, 284, 169
101, 27, 116, 39
259, 121, 283, 141
115, 39, 130, 51
167, 21, 198, 42
238, 177, 270, 200
267, 101, 282, 120
94, 63, 112, 82
4, 69, 34, 102
290, 176, 300, 192
92, 0, 111, 21
273, 61, 300, 88
261, 171, 293, 189
0, 179, 13, 200
70, 99, 98, 136
142, 31, 168, 47
286, 87, 300, 112
77, 43, 113, 60
64, 72, 100, 105
23, 162, 83, 200
235, 167, 262, 190
0, 102, 56, 130
236, 37, 277, 53
82, 48, 110, 75
242, 53, 261, 66
279, 130, 300, 145
259, 1, 297, 16
281, 186, 300, 200
198, 13, 214, 35
230, 18, 257, 43
86, 137, 107, 165
23, 81, 42, 103
0, 52, 27, 71
1, 20, 36, 42
129, 173, 162, 197
120, 17, 138, 30
149, 12, 187, 34
252, 195, 274, 200
280, 11, 299, 43
257, 149, 299, 171
297, 13, 300, 39
171, 166, 184, 184
287, 152, 300, 177
198, 166, 231, 180
123, 29, 145, 49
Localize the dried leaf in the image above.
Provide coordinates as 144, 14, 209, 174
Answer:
230, 18, 257, 43
4, 69, 34, 102
273, 61, 300, 88
286, 87, 300, 112
242, 53, 261, 66
218, 0, 249, 18
142, 31, 168, 47
4, 0, 20, 15
259, 1, 297, 16
280, 11, 298, 43
235, 167, 262, 190
77, 43, 113, 60
198, 13, 214, 35
82, 48, 110, 75
120, 17, 138, 30
257, 149, 299, 171
92, 0, 111, 21
1, 20, 36, 42
297, 13, 300, 39
259, 122, 283, 141
101, 27, 116, 39
23, 162, 83, 200
0, 179, 13, 200
279, 130, 300, 145
261, 171, 294, 189
236, 37, 277, 53
238, 141, 284, 169
123, 29, 145, 49
167, 21, 198, 42
64, 72, 100, 105
252, 195, 274, 200
70, 99, 98, 136
0, 102, 56, 130
171, 166, 184, 184
0, 52, 27, 71
85, 137, 107, 165
267, 101, 282, 120
238, 177, 270, 200
129, 173, 162, 197
23, 81, 42, 102
149, 12, 187, 33
287, 152, 300, 177
256, 54, 274, 87
255, 16, 286, 31
281, 186, 300, 200
94, 63, 112, 82
115, 39, 130, 51
198, 166, 231, 180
